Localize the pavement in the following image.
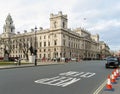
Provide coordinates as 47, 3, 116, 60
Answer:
0, 61, 65, 69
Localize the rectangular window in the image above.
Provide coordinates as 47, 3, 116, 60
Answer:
54, 48, 56, 51
44, 42, 46, 47
48, 54, 50, 58
39, 49, 41, 52
48, 42, 50, 46
44, 54, 46, 58
44, 49, 46, 52
44, 36, 46, 39
54, 40, 57, 45
63, 40, 65, 46
13, 45, 15, 49
40, 42, 41, 47
69, 42, 71, 47
39, 54, 41, 58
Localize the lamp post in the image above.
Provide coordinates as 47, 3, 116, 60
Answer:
34, 26, 37, 66
0, 47, 3, 57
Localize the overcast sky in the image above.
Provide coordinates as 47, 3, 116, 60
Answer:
0, 0, 120, 51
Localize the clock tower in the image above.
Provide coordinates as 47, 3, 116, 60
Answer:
2, 14, 15, 38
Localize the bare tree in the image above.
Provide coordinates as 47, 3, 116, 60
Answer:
0, 36, 33, 61
0, 37, 13, 60
16, 38, 30, 60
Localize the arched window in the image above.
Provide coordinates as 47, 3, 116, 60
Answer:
54, 40, 57, 45
54, 21, 57, 28
63, 22, 65, 28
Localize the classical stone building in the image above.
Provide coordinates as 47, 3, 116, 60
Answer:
0, 11, 108, 60
99, 41, 110, 59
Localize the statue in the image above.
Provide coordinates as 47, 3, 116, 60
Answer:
4, 48, 9, 61
29, 46, 33, 55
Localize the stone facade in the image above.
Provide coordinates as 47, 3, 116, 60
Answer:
99, 41, 110, 59
0, 11, 109, 60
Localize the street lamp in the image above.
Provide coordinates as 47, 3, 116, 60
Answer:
0, 47, 3, 57
34, 26, 37, 66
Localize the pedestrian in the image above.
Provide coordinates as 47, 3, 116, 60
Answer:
14, 59, 18, 65
18, 57, 21, 65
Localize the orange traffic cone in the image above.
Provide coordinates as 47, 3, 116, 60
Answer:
116, 68, 119, 77
111, 72, 116, 83
118, 68, 120, 77
114, 70, 117, 79
106, 75, 112, 90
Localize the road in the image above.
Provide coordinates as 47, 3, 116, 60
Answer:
0, 60, 113, 94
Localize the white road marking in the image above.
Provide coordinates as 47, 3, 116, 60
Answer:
35, 76, 60, 83
80, 72, 96, 78
59, 71, 85, 77
58, 78, 80, 87
35, 71, 96, 87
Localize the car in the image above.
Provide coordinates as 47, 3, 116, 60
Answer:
102, 58, 107, 60
71, 58, 76, 61
105, 57, 119, 68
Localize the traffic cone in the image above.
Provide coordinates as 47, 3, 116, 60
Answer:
116, 68, 119, 77
114, 70, 117, 79
106, 75, 112, 90
118, 68, 120, 77
111, 72, 116, 83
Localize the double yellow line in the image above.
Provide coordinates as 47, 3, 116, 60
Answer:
93, 79, 107, 94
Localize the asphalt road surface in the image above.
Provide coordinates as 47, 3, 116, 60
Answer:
0, 60, 113, 94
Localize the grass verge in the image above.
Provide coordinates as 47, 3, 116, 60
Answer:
0, 61, 30, 66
